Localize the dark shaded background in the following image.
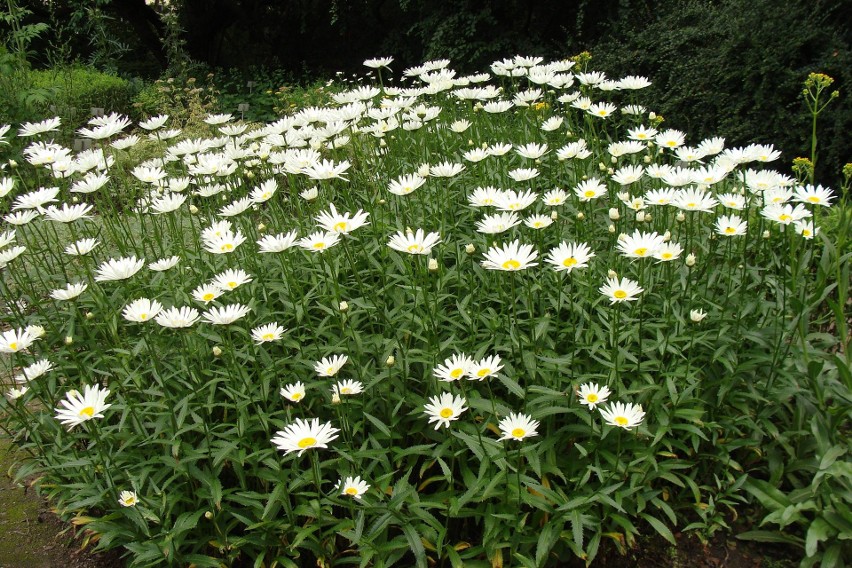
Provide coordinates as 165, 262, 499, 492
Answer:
11, 0, 852, 184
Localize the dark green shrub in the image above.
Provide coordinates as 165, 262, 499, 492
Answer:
591, 0, 851, 187
29, 66, 133, 118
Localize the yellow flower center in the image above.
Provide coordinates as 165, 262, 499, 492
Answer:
615, 416, 629, 426
345, 487, 359, 495
326, 366, 335, 375
614, 290, 628, 299
9, 342, 17, 351
661, 252, 673, 260
584, 190, 596, 198
203, 293, 215, 301
476, 368, 490, 378
333, 221, 348, 232
290, 392, 302, 401
666, 141, 677, 147
262, 333, 274, 340
221, 243, 234, 252
586, 393, 598, 403
341, 387, 352, 394
808, 196, 820, 203
637, 134, 647, 140
597, 110, 607, 116
502, 259, 521, 270
227, 281, 237, 288
313, 242, 326, 249
634, 247, 648, 256
439, 408, 454, 418
407, 244, 423, 253
563, 257, 577, 267
139, 313, 148, 320
779, 214, 791, 222
686, 202, 696, 208
79, 406, 95, 418
724, 227, 736, 234
483, 198, 493, 205
511, 427, 526, 438
297, 437, 316, 449
450, 368, 464, 379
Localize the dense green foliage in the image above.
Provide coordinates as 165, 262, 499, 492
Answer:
30, 67, 134, 117
1, 55, 850, 566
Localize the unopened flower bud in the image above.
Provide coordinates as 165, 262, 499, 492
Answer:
676, 212, 686, 222
598, 162, 607, 171
636, 211, 645, 222
428, 258, 439, 272
379, 198, 386, 205
386, 355, 396, 367
576, 212, 585, 220
611, 156, 617, 164
643, 155, 652, 163
465, 243, 475, 254
550, 210, 558, 220
332, 392, 341, 404
609, 208, 620, 220
245, 171, 255, 179
663, 230, 671, 242
212, 346, 222, 357
417, 163, 431, 177
85, 311, 94, 320
608, 224, 616, 233
339, 301, 349, 312
685, 253, 696, 267
644, 213, 652, 222
607, 269, 618, 279
762, 230, 770, 239
205, 511, 214, 520
690, 309, 707, 323
257, 223, 266, 232
64, 336, 73, 345
9, 160, 18, 168
189, 205, 199, 214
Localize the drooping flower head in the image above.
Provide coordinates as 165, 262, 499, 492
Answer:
337, 476, 370, 499
481, 240, 538, 271
271, 418, 340, 456
599, 277, 643, 304
600, 401, 646, 429
497, 412, 540, 441
54, 384, 111, 430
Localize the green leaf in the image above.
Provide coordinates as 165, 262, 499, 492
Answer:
640, 513, 676, 546
535, 520, 561, 567
737, 530, 804, 546
819, 446, 846, 471
401, 523, 427, 568
806, 518, 834, 558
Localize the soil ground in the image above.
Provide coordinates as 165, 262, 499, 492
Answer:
0, 437, 122, 568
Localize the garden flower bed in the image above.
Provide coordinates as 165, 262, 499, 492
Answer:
0, 55, 848, 567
